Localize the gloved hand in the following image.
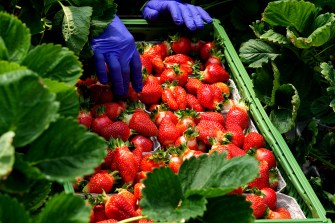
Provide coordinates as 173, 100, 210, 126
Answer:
90, 15, 143, 96
142, 0, 212, 31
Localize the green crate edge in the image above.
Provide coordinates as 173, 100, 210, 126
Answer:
64, 18, 331, 223
211, 20, 330, 223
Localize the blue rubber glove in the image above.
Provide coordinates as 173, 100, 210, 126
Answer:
142, 0, 212, 31
90, 15, 143, 96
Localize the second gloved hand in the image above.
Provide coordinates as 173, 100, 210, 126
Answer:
142, 0, 212, 31
90, 15, 143, 96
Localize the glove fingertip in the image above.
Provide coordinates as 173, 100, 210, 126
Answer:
143, 8, 160, 20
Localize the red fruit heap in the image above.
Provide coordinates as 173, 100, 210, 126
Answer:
75, 34, 292, 222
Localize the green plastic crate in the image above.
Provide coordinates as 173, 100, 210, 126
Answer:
64, 18, 331, 223
121, 18, 331, 223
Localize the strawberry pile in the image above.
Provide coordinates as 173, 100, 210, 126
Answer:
74, 34, 292, 222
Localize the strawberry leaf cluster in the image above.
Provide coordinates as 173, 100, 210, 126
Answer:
0, 11, 107, 222
141, 152, 259, 222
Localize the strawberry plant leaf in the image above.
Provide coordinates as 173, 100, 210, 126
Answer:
140, 167, 207, 222
0, 131, 15, 179
21, 43, 83, 84
262, 0, 316, 33
260, 29, 290, 45
239, 39, 280, 68
0, 12, 30, 62
0, 194, 30, 223
43, 78, 79, 118
270, 84, 300, 133
287, 13, 335, 49
15, 180, 52, 212
35, 192, 90, 223
202, 195, 254, 223
179, 152, 259, 198
25, 117, 107, 183
0, 67, 59, 147
59, 4, 93, 55
0, 153, 44, 193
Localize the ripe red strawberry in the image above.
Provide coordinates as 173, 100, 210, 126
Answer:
113, 142, 138, 184
222, 125, 245, 148
127, 85, 139, 101
213, 82, 230, 98
245, 194, 266, 219
161, 82, 187, 111
125, 111, 158, 137
190, 39, 205, 55
168, 155, 183, 174
83, 170, 115, 193
186, 93, 204, 112
184, 78, 203, 95
91, 204, 108, 222
142, 73, 160, 86
158, 117, 181, 147
151, 56, 165, 74
170, 35, 191, 55
101, 121, 130, 142
160, 65, 189, 87
247, 160, 270, 190
164, 53, 194, 65
90, 103, 121, 120
175, 109, 199, 135
265, 207, 291, 219
205, 55, 222, 67
104, 193, 138, 221
77, 109, 93, 129
243, 131, 266, 151
164, 53, 195, 75
140, 54, 153, 74
88, 83, 113, 105
132, 144, 144, 170
134, 182, 145, 200
196, 63, 230, 84
209, 144, 233, 159
138, 82, 162, 105
182, 148, 204, 160
269, 167, 279, 190
228, 186, 243, 196
91, 113, 113, 136
198, 111, 225, 126
210, 142, 246, 159
117, 188, 137, 209
130, 135, 154, 153
175, 126, 200, 151
153, 41, 170, 59
200, 41, 215, 61
261, 187, 277, 211
151, 105, 179, 126
103, 148, 115, 169
197, 84, 224, 111
195, 119, 225, 145
141, 152, 166, 172
249, 148, 276, 169
76, 75, 97, 87
225, 101, 249, 130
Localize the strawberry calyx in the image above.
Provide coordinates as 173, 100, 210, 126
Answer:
269, 167, 279, 189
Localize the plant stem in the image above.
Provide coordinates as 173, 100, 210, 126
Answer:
118, 216, 147, 223
199, 0, 233, 10
309, 151, 335, 170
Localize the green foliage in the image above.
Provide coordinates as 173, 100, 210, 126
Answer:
238, 0, 335, 217
0, 10, 107, 222
141, 152, 259, 222
1, 0, 117, 57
